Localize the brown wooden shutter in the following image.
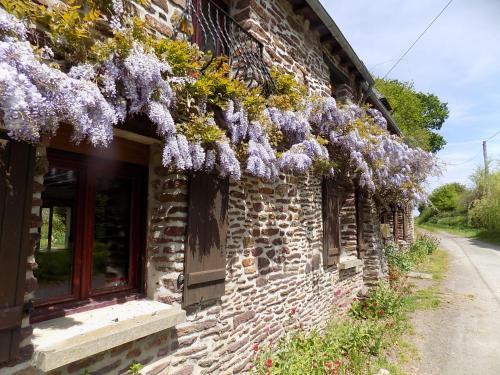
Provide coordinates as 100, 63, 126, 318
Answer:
355, 189, 366, 259
184, 172, 229, 307
322, 179, 341, 267
393, 209, 399, 241
0, 135, 35, 364
402, 208, 408, 241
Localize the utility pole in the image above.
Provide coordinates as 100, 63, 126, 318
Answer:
483, 140, 489, 194
483, 140, 489, 176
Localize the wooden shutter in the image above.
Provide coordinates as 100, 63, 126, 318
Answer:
355, 189, 366, 259
322, 179, 341, 267
184, 172, 229, 306
393, 209, 399, 241
402, 208, 408, 241
0, 135, 35, 364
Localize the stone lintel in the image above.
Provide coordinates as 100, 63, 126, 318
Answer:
338, 258, 363, 271
32, 300, 186, 372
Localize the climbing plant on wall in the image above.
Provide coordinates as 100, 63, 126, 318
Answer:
0, 0, 439, 204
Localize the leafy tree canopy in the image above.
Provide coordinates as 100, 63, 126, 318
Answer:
428, 182, 466, 212
375, 78, 449, 153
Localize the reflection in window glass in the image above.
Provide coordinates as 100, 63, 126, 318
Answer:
92, 177, 132, 290
35, 167, 77, 301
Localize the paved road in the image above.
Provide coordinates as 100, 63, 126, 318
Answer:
409, 232, 500, 375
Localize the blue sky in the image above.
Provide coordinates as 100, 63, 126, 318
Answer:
320, 0, 500, 191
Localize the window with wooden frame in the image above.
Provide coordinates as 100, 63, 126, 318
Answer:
32, 149, 147, 322
184, 172, 229, 307
191, 0, 230, 57
322, 179, 342, 268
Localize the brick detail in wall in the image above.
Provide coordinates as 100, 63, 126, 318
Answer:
231, 0, 332, 95
361, 196, 388, 288
406, 210, 415, 243
7, 149, 378, 375
147, 144, 187, 306
124, 0, 360, 97
144, 169, 366, 375
0, 0, 393, 372
340, 192, 358, 259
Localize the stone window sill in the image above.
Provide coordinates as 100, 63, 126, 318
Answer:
31, 300, 186, 372
339, 258, 363, 271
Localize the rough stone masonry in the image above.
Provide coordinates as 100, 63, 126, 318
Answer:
1, 1, 413, 374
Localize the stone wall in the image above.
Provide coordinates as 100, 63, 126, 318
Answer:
340, 192, 358, 260
4, 144, 368, 375
361, 196, 388, 288
123, 0, 362, 98
146, 145, 188, 306
232, 0, 330, 94
0, 1, 391, 374
142, 152, 365, 374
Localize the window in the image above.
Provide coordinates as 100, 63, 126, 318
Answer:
33, 150, 147, 321
192, 0, 230, 57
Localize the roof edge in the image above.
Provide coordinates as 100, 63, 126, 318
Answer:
368, 91, 402, 136
304, 0, 374, 86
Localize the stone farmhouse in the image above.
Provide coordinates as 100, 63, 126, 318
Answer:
0, 0, 413, 374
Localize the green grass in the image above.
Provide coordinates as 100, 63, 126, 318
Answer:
417, 223, 500, 247
413, 248, 449, 281
403, 285, 441, 312
253, 244, 449, 375
403, 248, 448, 313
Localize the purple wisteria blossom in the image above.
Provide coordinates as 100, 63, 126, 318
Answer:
0, 10, 439, 203
204, 149, 217, 171
189, 142, 206, 171
308, 97, 344, 135
224, 100, 249, 144
217, 141, 241, 180
245, 121, 279, 180
266, 107, 311, 144
367, 108, 388, 130
0, 17, 117, 145
110, 0, 125, 32
162, 134, 192, 170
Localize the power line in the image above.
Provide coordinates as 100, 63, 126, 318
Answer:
443, 152, 482, 166
369, 58, 398, 71
383, 0, 454, 79
442, 128, 500, 166
486, 129, 500, 142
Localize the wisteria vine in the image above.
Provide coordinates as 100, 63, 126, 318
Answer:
0, 7, 439, 203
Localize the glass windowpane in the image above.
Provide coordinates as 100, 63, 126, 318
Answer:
35, 167, 77, 301
92, 177, 132, 290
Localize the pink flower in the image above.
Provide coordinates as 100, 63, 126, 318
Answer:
266, 358, 273, 368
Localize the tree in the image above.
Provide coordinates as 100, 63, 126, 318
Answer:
428, 183, 466, 212
375, 78, 449, 153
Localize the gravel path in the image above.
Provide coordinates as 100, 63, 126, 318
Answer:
407, 232, 500, 375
